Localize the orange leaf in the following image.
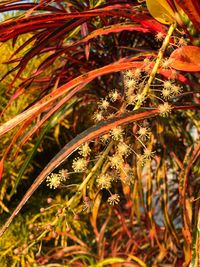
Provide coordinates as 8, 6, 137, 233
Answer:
169, 46, 200, 72
0, 159, 4, 181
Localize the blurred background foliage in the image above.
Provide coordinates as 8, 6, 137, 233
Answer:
0, 1, 199, 267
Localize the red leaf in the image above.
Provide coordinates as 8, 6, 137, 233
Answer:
81, 22, 90, 60
169, 46, 200, 72
0, 59, 144, 138
175, 0, 200, 32
0, 87, 25, 117
0, 159, 4, 181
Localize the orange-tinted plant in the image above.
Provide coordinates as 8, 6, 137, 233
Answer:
0, 1, 199, 266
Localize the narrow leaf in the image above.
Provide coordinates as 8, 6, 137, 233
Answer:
175, 0, 200, 32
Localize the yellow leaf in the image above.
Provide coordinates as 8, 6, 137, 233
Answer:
146, 0, 175, 24
90, 192, 102, 235
128, 254, 147, 267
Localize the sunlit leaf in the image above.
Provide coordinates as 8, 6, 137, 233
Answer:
95, 257, 125, 266
146, 0, 175, 24
169, 46, 200, 71
128, 254, 147, 267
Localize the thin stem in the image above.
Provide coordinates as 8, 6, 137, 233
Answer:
134, 23, 176, 110
66, 141, 113, 208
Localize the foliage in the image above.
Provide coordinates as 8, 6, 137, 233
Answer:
0, 0, 199, 266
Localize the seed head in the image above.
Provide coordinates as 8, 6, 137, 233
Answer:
117, 142, 131, 157
143, 148, 155, 160
161, 88, 171, 99
124, 69, 134, 79
161, 58, 174, 69
93, 111, 104, 122
125, 78, 137, 89
158, 102, 172, 117
163, 80, 173, 89
155, 32, 165, 41
98, 98, 110, 110
97, 174, 112, 190
171, 85, 182, 96
59, 169, 69, 181
109, 154, 124, 169
72, 157, 88, 172
46, 173, 61, 189
107, 194, 120, 205
138, 126, 150, 139
110, 126, 124, 141
78, 143, 91, 158
109, 90, 120, 102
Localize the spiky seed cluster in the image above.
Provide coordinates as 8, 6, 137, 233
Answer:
107, 194, 120, 205
72, 157, 88, 172
46, 173, 62, 189
110, 126, 124, 141
133, 68, 142, 79
162, 80, 182, 98
138, 126, 150, 139
109, 154, 124, 169
100, 133, 110, 144
124, 69, 134, 79
78, 143, 91, 158
158, 102, 172, 117
59, 169, 69, 181
170, 84, 182, 96
109, 90, 120, 102
117, 142, 131, 157
175, 37, 187, 47
143, 148, 155, 160
93, 111, 104, 122
97, 173, 112, 190
155, 32, 165, 41
125, 78, 137, 89
163, 80, 173, 89
161, 88, 171, 99
98, 98, 109, 110
161, 58, 174, 69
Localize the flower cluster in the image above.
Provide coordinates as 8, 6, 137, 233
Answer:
107, 194, 120, 205
110, 126, 124, 141
97, 173, 112, 190
72, 157, 88, 172
46, 169, 69, 189
78, 143, 91, 158
46, 173, 61, 189
158, 102, 172, 117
